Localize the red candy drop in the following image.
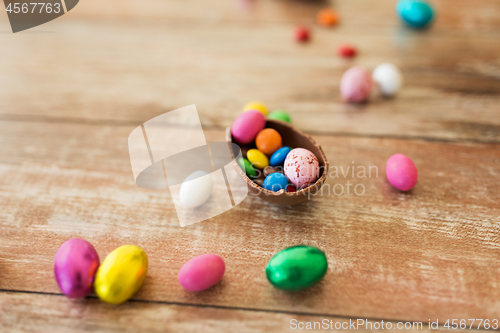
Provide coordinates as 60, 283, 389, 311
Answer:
338, 44, 357, 58
295, 26, 310, 43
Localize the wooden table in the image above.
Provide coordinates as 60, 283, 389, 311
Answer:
0, 0, 499, 332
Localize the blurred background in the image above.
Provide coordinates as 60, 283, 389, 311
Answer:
1, 0, 499, 141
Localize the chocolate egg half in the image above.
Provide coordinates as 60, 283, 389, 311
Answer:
227, 120, 328, 205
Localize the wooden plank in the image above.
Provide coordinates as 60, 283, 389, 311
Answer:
22, 0, 500, 30
0, 1, 499, 142
0, 120, 499, 322
0, 291, 463, 333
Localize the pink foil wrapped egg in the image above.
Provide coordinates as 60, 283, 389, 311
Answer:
284, 148, 320, 189
340, 66, 373, 103
386, 153, 418, 191
54, 238, 100, 298
231, 110, 266, 145
178, 254, 225, 292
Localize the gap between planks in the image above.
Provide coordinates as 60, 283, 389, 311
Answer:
0, 114, 498, 145
1, 288, 497, 332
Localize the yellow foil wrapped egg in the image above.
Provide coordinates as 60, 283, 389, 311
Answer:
94, 245, 148, 304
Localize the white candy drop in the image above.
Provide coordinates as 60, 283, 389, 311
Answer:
179, 171, 213, 208
372, 63, 403, 97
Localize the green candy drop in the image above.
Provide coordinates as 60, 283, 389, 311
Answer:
268, 110, 292, 124
238, 157, 257, 178
266, 245, 328, 291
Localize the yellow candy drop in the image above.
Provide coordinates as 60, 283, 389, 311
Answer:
243, 101, 268, 116
94, 245, 148, 305
247, 149, 269, 169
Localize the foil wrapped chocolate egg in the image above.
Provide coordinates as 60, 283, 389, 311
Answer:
94, 245, 148, 304
266, 245, 328, 291
54, 238, 100, 298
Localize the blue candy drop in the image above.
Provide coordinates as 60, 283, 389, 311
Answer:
263, 173, 289, 192
270, 146, 291, 166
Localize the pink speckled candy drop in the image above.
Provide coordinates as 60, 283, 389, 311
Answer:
284, 148, 320, 189
54, 238, 100, 298
340, 66, 373, 103
178, 254, 225, 292
386, 153, 418, 191
231, 110, 266, 145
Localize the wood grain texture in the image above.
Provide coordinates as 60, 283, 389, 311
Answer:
33, 0, 500, 30
0, 0, 499, 142
0, 120, 499, 324
1, 0, 500, 331
0, 292, 319, 333
0, 292, 467, 333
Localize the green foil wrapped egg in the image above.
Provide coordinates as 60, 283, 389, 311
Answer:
266, 245, 328, 291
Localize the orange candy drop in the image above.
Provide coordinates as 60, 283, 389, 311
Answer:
317, 8, 339, 27
256, 129, 282, 155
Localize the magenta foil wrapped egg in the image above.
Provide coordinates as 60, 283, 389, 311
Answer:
54, 238, 100, 298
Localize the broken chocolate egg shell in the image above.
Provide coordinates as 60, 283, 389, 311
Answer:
226, 119, 329, 205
